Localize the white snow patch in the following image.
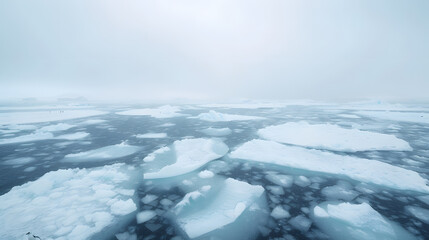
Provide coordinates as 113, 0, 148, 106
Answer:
144, 138, 229, 179
313, 202, 416, 240
195, 110, 265, 122
62, 143, 140, 162
198, 170, 215, 179
230, 139, 429, 193
258, 122, 412, 152
116, 105, 185, 118
0, 164, 137, 240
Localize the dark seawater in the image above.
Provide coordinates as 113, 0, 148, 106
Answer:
1, 105, 428, 240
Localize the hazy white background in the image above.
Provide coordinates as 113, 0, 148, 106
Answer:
1, 0, 428, 103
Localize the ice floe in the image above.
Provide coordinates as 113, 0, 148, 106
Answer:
136, 210, 157, 224
405, 206, 429, 224
230, 139, 429, 193
312, 202, 416, 240
135, 133, 167, 139
195, 110, 265, 122
258, 122, 412, 152
116, 105, 185, 118
198, 170, 215, 179
270, 205, 290, 219
0, 164, 138, 240
356, 111, 429, 124
200, 127, 232, 136
62, 142, 140, 162
144, 138, 229, 179
39, 123, 76, 132
173, 178, 266, 239
0, 110, 107, 125
1, 157, 35, 166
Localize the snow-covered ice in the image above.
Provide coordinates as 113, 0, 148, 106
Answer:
116, 105, 185, 118
312, 202, 416, 240
135, 133, 167, 138
144, 138, 229, 179
195, 110, 265, 122
230, 139, 429, 193
0, 110, 107, 125
200, 127, 232, 136
39, 123, 76, 132
173, 178, 266, 239
321, 182, 359, 201
62, 142, 140, 162
136, 211, 157, 224
258, 122, 412, 152
356, 111, 429, 124
0, 164, 138, 240
198, 170, 215, 178
271, 206, 290, 219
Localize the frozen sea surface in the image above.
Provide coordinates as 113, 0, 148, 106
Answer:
1, 102, 429, 240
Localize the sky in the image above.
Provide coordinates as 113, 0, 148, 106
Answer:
0, 0, 428, 103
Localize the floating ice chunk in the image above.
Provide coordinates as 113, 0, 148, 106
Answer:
405, 206, 429, 224
62, 143, 140, 162
79, 119, 107, 125
258, 122, 412, 152
135, 133, 167, 139
144, 138, 228, 179
0, 164, 138, 240
321, 182, 359, 201
141, 194, 158, 204
116, 105, 185, 118
417, 195, 429, 206
0, 124, 37, 133
312, 202, 416, 240
115, 231, 137, 240
195, 110, 265, 122
199, 102, 288, 109
143, 146, 170, 162
230, 140, 429, 193
265, 172, 293, 188
24, 166, 37, 172
0, 110, 107, 125
39, 123, 76, 132
2, 157, 35, 166
294, 176, 311, 187
271, 206, 290, 219
56, 132, 89, 140
0, 131, 54, 145
356, 111, 429, 124
136, 210, 157, 224
174, 178, 265, 239
289, 215, 312, 232
198, 170, 215, 178
267, 186, 284, 195
338, 114, 361, 119
200, 127, 232, 136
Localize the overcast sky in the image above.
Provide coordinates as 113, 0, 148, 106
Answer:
1, 0, 428, 103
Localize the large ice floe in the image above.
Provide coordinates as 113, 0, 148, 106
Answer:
115, 105, 185, 118
0, 164, 138, 240
173, 178, 266, 239
0, 110, 107, 125
144, 138, 229, 179
312, 202, 416, 240
62, 142, 140, 162
355, 111, 429, 124
0, 131, 89, 145
258, 122, 412, 152
230, 139, 429, 193
195, 110, 265, 122
200, 127, 232, 136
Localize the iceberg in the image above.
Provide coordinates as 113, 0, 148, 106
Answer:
144, 138, 229, 179
173, 178, 266, 239
0, 164, 138, 240
0, 110, 107, 125
62, 142, 140, 162
200, 127, 232, 136
312, 202, 416, 240
195, 110, 265, 122
230, 139, 429, 193
116, 105, 185, 118
258, 122, 412, 152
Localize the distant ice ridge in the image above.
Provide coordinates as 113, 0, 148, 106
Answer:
0, 163, 138, 240
144, 138, 229, 179
355, 111, 429, 124
258, 122, 412, 152
312, 202, 416, 240
195, 110, 265, 122
62, 142, 140, 162
116, 105, 185, 118
230, 139, 429, 193
135, 133, 167, 138
0, 109, 107, 125
173, 178, 266, 239
200, 127, 232, 136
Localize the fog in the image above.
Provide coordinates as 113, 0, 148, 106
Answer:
1, 0, 428, 103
